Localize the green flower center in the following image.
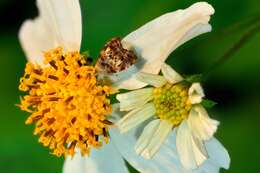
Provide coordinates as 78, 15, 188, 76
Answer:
153, 83, 191, 125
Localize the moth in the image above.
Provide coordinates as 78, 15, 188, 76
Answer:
96, 37, 137, 73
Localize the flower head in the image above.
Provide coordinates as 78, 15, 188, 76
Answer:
116, 63, 220, 169
18, 47, 112, 157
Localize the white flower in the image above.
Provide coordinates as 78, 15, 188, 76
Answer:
115, 63, 230, 170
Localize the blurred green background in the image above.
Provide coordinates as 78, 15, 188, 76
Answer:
0, 0, 259, 173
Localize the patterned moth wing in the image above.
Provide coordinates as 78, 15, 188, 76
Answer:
96, 37, 137, 73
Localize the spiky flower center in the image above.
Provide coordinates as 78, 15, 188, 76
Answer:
153, 83, 191, 126
18, 47, 112, 157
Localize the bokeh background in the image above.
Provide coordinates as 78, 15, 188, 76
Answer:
0, 0, 259, 173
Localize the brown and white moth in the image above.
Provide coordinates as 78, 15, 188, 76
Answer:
95, 37, 137, 74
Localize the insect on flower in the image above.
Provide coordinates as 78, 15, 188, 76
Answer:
96, 37, 137, 74
17, 1, 230, 173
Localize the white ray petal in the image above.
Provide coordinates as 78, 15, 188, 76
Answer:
116, 103, 156, 133
161, 63, 183, 84
176, 120, 208, 170
188, 83, 205, 104
37, 0, 82, 51
164, 132, 230, 172
205, 138, 230, 169
63, 143, 130, 173
135, 120, 161, 156
116, 88, 153, 111
109, 2, 214, 90
173, 23, 212, 49
187, 105, 219, 140
19, 18, 55, 64
63, 149, 86, 173
106, 65, 146, 90
19, 0, 82, 64
136, 72, 167, 87
137, 120, 173, 159
110, 127, 187, 173
163, 132, 219, 173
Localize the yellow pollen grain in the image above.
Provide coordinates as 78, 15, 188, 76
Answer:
18, 47, 112, 157
153, 83, 191, 126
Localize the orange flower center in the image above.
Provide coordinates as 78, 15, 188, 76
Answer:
18, 47, 112, 157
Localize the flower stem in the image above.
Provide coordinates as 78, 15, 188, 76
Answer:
203, 19, 260, 80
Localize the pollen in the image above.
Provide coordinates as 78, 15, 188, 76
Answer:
18, 47, 112, 157
153, 83, 191, 126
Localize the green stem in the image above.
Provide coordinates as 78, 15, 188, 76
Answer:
214, 13, 260, 37
196, 13, 260, 47
203, 19, 260, 80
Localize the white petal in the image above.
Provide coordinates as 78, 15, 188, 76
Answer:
205, 138, 230, 169
164, 132, 230, 172
176, 120, 208, 170
187, 105, 219, 140
161, 63, 183, 84
136, 120, 173, 159
110, 109, 186, 173
116, 103, 156, 133
116, 88, 153, 111
106, 65, 147, 90
19, 0, 82, 63
136, 72, 167, 87
111, 2, 214, 90
63, 149, 86, 173
186, 138, 230, 173
123, 2, 214, 72
19, 18, 55, 64
84, 142, 130, 173
37, 0, 82, 51
173, 23, 212, 49
188, 83, 205, 104
135, 120, 161, 156
63, 143, 130, 173
110, 127, 188, 173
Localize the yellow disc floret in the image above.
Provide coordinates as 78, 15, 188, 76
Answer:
153, 83, 191, 126
18, 47, 112, 157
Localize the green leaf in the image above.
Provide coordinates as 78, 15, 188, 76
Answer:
201, 99, 217, 109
